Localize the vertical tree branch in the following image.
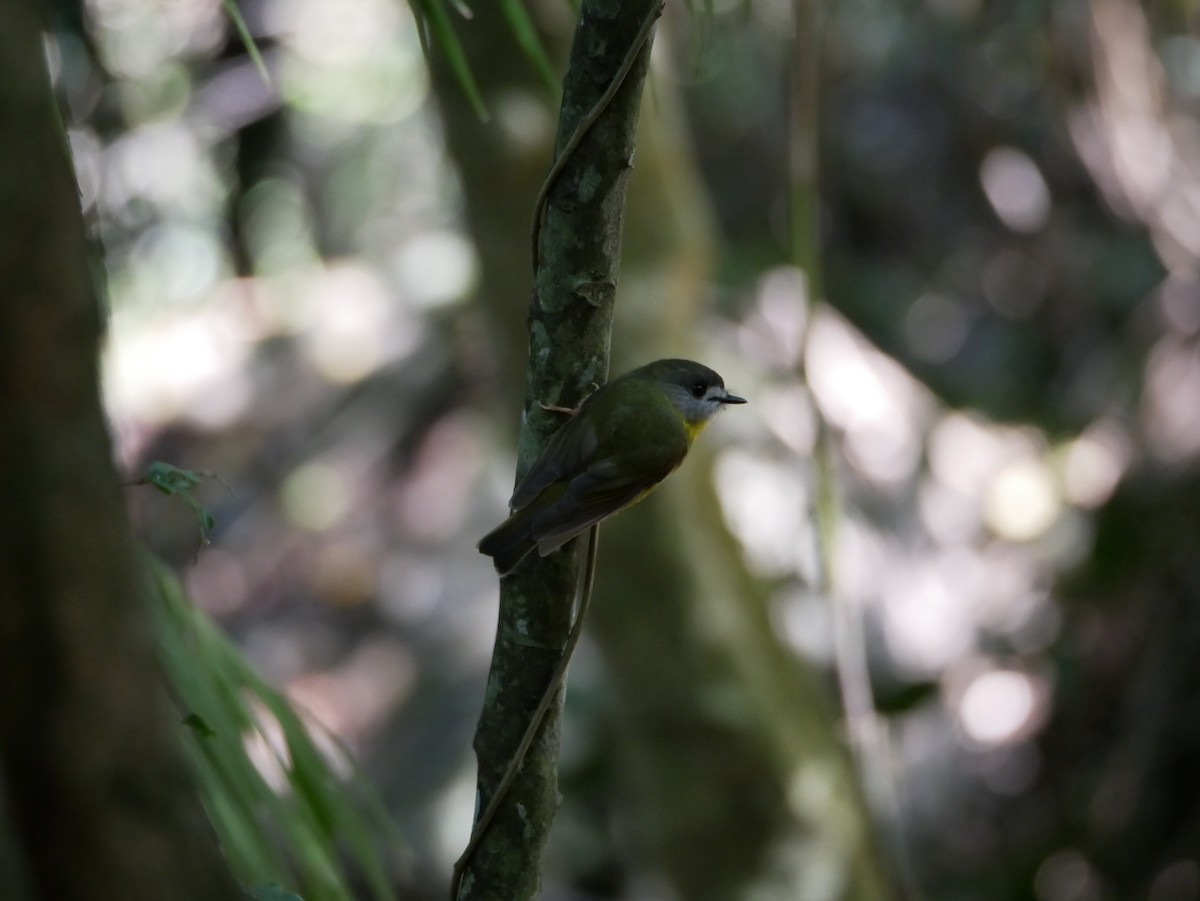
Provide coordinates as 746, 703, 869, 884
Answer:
0, 5, 238, 898
458, 2, 663, 898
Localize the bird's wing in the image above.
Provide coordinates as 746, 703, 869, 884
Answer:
509, 403, 599, 510
531, 452, 682, 556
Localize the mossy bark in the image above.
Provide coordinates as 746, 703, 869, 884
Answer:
0, 5, 238, 899
456, 3, 664, 899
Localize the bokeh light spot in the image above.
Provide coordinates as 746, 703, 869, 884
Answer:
715, 450, 810, 576
904, 293, 970, 363
958, 669, 1039, 745
1035, 850, 1102, 901
807, 311, 928, 484
980, 146, 1052, 232
300, 262, 421, 384
1062, 423, 1128, 509
282, 461, 351, 532
393, 230, 478, 309
985, 458, 1060, 541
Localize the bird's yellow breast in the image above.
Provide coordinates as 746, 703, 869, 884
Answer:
681, 416, 710, 444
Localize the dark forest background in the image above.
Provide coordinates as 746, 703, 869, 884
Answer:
24, 0, 1200, 898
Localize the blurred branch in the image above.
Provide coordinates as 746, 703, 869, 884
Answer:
455, 1, 663, 898
791, 0, 913, 895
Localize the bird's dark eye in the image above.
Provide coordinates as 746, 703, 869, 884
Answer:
690, 382, 707, 399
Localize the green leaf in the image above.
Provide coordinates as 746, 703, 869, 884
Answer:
132, 462, 229, 547
221, 0, 271, 86
243, 884, 306, 901
499, 0, 560, 97
182, 712, 218, 739
411, 0, 489, 120
144, 461, 204, 496
147, 555, 405, 900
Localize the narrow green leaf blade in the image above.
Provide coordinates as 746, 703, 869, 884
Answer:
411, 0, 488, 120
499, 0, 560, 98
221, 0, 271, 86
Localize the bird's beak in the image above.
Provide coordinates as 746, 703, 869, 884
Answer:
721, 391, 747, 405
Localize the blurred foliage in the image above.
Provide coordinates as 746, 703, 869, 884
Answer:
405, 0, 561, 116
130, 460, 225, 545
150, 553, 404, 900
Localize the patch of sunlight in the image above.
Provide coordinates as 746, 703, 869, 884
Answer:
104, 121, 225, 216
392, 230, 479, 309
281, 461, 352, 532
104, 301, 252, 426
918, 476, 983, 544
715, 450, 812, 576
786, 760, 838, 819
494, 89, 557, 153
432, 767, 478, 871
740, 266, 809, 369
117, 221, 230, 308
299, 261, 424, 384
117, 60, 192, 125
881, 549, 979, 674
242, 696, 291, 794
832, 515, 891, 601
985, 458, 1061, 542
955, 668, 1045, 746
929, 413, 1006, 495
240, 176, 320, 278
1059, 420, 1129, 509
980, 146, 1052, 233
773, 588, 834, 666
806, 310, 929, 485
87, 0, 225, 79
758, 382, 817, 455
968, 547, 1055, 643
274, 0, 428, 124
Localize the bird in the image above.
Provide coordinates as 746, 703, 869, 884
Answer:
478, 358, 747, 575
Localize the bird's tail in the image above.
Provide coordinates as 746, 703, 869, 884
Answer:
478, 508, 538, 576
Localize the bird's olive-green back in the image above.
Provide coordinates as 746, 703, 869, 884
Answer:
510, 370, 691, 511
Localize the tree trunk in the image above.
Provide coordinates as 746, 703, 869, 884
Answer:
0, 5, 239, 899
453, 2, 664, 899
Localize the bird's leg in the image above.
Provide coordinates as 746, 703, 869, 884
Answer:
538, 382, 599, 417
538, 400, 580, 416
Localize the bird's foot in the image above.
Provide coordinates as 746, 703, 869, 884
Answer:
538, 382, 599, 417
